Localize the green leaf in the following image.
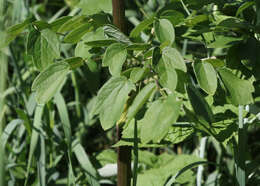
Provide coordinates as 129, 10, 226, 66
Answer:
136, 154, 203, 186
27, 29, 60, 71
32, 20, 50, 31
193, 61, 217, 95
218, 68, 254, 106
25, 105, 44, 186
165, 124, 194, 144
103, 24, 131, 44
64, 57, 84, 69
78, 0, 112, 15
57, 15, 87, 33
202, 58, 225, 68
207, 35, 243, 48
75, 28, 105, 59
186, 84, 214, 124
85, 39, 117, 47
1, 119, 23, 148
236, 1, 255, 17
140, 95, 181, 143
96, 149, 117, 166
49, 16, 73, 32
73, 140, 100, 186
92, 77, 135, 130
126, 43, 150, 51
54, 93, 72, 146
127, 83, 156, 121
156, 59, 178, 93
160, 10, 185, 26
130, 17, 155, 38
129, 67, 146, 83
102, 43, 127, 76
154, 19, 175, 46
31, 62, 70, 104
162, 47, 187, 72
1, 17, 33, 48
63, 22, 93, 43
185, 15, 208, 27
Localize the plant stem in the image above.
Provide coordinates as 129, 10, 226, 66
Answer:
236, 105, 246, 186
0, 51, 7, 186
197, 137, 207, 186
112, 1, 131, 186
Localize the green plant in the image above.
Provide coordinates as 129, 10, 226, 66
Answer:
1, 0, 260, 186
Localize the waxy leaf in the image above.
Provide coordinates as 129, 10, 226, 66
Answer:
193, 61, 217, 95
162, 47, 187, 72
140, 95, 181, 143
127, 83, 156, 121
31, 62, 70, 104
186, 84, 214, 124
154, 19, 175, 45
92, 77, 135, 130
218, 68, 254, 106
102, 43, 127, 76
27, 29, 60, 71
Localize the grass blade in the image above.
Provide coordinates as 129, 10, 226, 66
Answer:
25, 104, 44, 186
54, 92, 71, 146
73, 140, 100, 186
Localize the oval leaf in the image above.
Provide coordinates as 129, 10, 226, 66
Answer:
92, 77, 136, 130
193, 61, 217, 95
32, 62, 70, 104
27, 29, 60, 71
102, 43, 127, 76
140, 95, 181, 143
154, 19, 175, 45
162, 47, 187, 72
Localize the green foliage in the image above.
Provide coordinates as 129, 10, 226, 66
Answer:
154, 19, 175, 46
31, 62, 70, 104
92, 77, 135, 130
27, 28, 60, 71
2, 0, 260, 185
102, 43, 127, 76
140, 95, 181, 143
218, 68, 254, 106
193, 60, 217, 95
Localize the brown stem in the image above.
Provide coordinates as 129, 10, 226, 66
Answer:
112, 0, 127, 33
112, 1, 131, 186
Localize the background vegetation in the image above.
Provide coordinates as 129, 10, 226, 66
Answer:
0, 0, 260, 186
